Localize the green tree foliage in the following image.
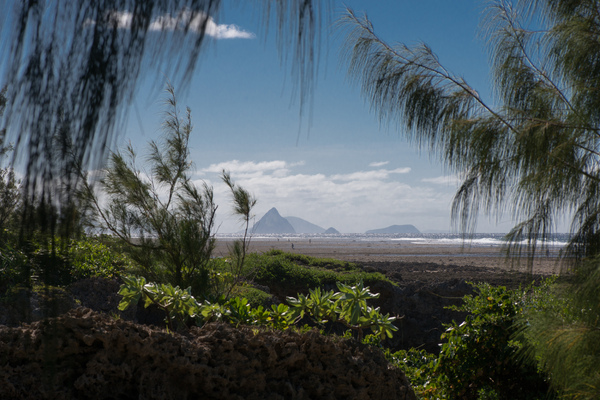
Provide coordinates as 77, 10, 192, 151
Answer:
518, 257, 600, 399
81, 85, 217, 294
339, 1, 600, 259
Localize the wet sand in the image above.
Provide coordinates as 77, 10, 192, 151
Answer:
213, 237, 564, 278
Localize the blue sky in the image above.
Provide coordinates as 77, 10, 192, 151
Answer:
121, 1, 526, 234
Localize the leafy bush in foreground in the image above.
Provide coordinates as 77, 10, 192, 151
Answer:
386, 348, 440, 399
435, 282, 553, 400
287, 281, 397, 341
118, 275, 397, 340
378, 281, 557, 400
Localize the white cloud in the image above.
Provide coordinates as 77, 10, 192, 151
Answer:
369, 161, 389, 167
88, 10, 255, 40
202, 160, 291, 174
331, 167, 410, 181
421, 175, 461, 185
198, 160, 453, 233
149, 10, 255, 39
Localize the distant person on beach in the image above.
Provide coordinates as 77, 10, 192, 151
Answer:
291, 243, 295, 249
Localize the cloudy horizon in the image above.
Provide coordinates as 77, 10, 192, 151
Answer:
194, 159, 515, 234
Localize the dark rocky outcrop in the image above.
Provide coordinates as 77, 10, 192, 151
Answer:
0, 285, 77, 326
0, 308, 416, 400
367, 279, 471, 352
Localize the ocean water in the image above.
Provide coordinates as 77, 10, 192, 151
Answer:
216, 232, 571, 249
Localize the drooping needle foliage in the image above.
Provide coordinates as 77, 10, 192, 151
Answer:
0, 0, 330, 241
220, 171, 257, 299
339, 0, 600, 260
340, 2, 600, 398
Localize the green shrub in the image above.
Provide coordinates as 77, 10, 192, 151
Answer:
229, 285, 273, 308
268, 250, 362, 272
385, 282, 558, 400
386, 348, 442, 399
245, 251, 389, 292
436, 282, 553, 400
0, 242, 30, 291
286, 281, 398, 341
0, 236, 75, 288
68, 238, 137, 280
0, 235, 139, 292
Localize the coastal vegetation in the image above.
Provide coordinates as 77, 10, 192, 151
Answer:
1, 1, 600, 399
0, 64, 591, 400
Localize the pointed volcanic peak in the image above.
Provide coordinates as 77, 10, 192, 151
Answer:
252, 207, 296, 234
284, 216, 325, 234
365, 224, 420, 234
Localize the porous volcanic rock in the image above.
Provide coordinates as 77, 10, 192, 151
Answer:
0, 308, 416, 400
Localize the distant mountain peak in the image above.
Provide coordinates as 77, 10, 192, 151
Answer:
284, 216, 325, 234
252, 208, 296, 234
250, 207, 341, 234
265, 207, 279, 216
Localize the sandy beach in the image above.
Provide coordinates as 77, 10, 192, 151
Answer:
214, 237, 565, 287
